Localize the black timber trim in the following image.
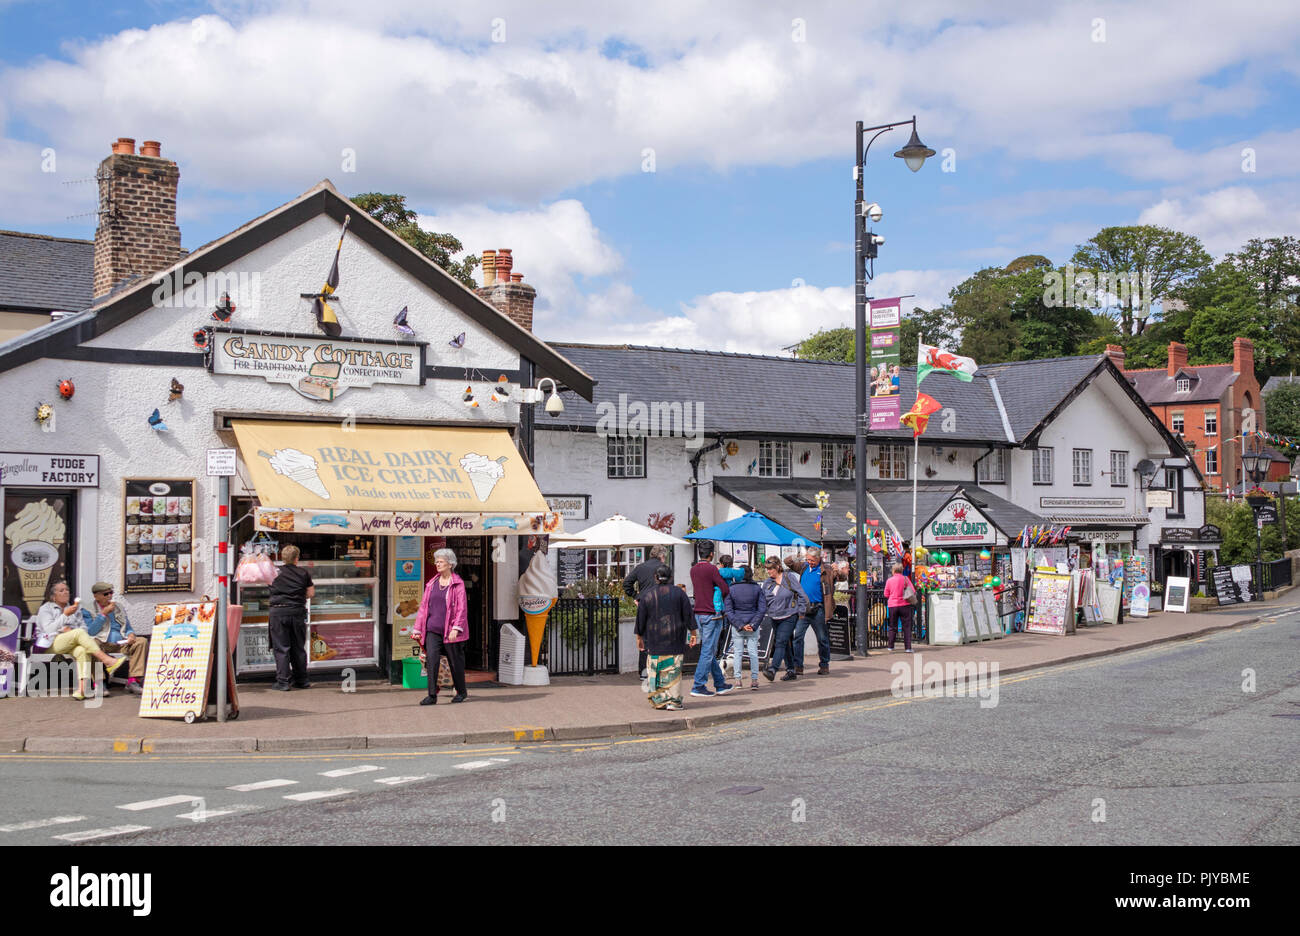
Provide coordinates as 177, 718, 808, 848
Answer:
212, 409, 517, 431
0, 186, 594, 401
51, 347, 206, 366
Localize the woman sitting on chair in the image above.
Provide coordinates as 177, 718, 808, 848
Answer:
33, 581, 126, 700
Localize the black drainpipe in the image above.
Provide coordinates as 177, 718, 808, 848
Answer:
689, 436, 724, 531
972, 446, 995, 484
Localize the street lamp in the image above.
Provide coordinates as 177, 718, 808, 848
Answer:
1243, 444, 1270, 591
853, 115, 934, 655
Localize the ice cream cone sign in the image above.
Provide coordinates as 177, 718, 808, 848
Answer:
518, 538, 557, 666
260, 448, 330, 500
460, 453, 508, 503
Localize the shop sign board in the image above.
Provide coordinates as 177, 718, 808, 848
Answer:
391, 535, 423, 662
209, 327, 425, 401
544, 495, 589, 520
557, 549, 586, 588
1163, 576, 1191, 613
1198, 524, 1221, 543
206, 448, 237, 477
1251, 502, 1278, 525
923, 497, 996, 547
1210, 565, 1255, 606
0, 452, 99, 487
138, 601, 217, 720
928, 592, 964, 645
1039, 496, 1126, 508
1144, 489, 1172, 509
1086, 529, 1132, 543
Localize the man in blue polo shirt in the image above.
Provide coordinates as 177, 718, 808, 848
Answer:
792, 547, 835, 675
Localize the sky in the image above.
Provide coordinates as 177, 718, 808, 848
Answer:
2, 0, 1298, 354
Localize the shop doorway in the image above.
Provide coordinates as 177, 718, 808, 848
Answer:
3, 489, 75, 617
1163, 548, 1190, 582
425, 536, 492, 677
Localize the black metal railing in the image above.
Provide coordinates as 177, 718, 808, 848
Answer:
1262, 557, 1293, 591
844, 588, 927, 650
539, 597, 621, 676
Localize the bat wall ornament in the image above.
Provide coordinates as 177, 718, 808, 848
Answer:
301, 214, 350, 337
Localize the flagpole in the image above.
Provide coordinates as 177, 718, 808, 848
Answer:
910, 335, 922, 559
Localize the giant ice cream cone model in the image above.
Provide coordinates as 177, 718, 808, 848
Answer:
517, 549, 558, 666
4, 499, 65, 615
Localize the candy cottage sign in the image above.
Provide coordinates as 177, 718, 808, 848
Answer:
923, 497, 998, 547
207, 327, 425, 401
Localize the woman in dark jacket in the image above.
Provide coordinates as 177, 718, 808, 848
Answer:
724, 567, 767, 690
268, 544, 314, 691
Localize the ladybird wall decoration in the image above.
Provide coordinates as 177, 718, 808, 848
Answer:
193, 329, 210, 351
35, 402, 54, 425
57, 378, 75, 400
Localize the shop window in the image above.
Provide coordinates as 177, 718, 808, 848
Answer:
1205, 448, 1218, 475
585, 546, 644, 581
977, 449, 1007, 484
1171, 411, 1184, 433
1072, 448, 1092, 485
878, 444, 908, 480
1203, 409, 1217, 436
1164, 468, 1185, 517
1109, 450, 1128, 487
820, 442, 853, 479
759, 440, 791, 478
1032, 447, 1054, 485
607, 436, 646, 479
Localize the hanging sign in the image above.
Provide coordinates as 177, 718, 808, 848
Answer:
923, 497, 996, 547
868, 298, 902, 430
209, 327, 426, 401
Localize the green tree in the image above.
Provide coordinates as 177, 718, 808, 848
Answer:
352, 192, 480, 288
1071, 225, 1212, 336
796, 306, 955, 365
950, 258, 1097, 363
1265, 381, 1300, 442
1228, 236, 1300, 311
797, 326, 854, 362
1205, 496, 1296, 564
1181, 262, 1286, 373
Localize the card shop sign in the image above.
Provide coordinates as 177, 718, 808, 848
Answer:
0, 453, 99, 487
210, 328, 425, 401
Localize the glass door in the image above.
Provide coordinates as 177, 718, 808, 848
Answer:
3, 489, 75, 617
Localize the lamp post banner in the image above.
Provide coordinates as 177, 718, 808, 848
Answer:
868, 297, 903, 430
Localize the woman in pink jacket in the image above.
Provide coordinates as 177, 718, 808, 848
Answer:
413, 548, 469, 705
883, 562, 915, 652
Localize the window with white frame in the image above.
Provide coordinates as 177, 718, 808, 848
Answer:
1164, 468, 1185, 517
1176, 377, 1190, 393
1032, 447, 1054, 484
585, 546, 645, 581
1072, 448, 1092, 485
758, 440, 791, 478
977, 448, 1007, 483
607, 436, 646, 478
1205, 447, 1218, 475
820, 442, 854, 479
1171, 411, 1184, 433
1204, 409, 1217, 436
1109, 450, 1128, 487
878, 444, 908, 480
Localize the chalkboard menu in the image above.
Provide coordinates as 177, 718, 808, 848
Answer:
1211, 565, 1255, 606
826, 610, 852, 658
123, 478, 194, 593
557, 549, 586, 588
1164, 576, 1190, 613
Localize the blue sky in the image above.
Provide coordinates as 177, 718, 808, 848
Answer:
2, 0, 1298, 351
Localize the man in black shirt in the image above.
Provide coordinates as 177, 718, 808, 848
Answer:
624, 544, 669, 678
634, 565, 698, 710
268, 544, 315, 691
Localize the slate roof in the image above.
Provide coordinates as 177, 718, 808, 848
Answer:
545, 343, 1110, 446
1263, 375, 1300, 395
0, 230, 94, 313
711, 477, 1045, 544
1125, 364, 1237, 405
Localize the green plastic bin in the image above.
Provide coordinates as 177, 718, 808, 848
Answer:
401, 655, 427, 690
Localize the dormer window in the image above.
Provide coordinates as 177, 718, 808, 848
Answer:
1176, 377, 1190, 393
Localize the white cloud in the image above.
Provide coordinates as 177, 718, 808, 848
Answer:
1137, 185, 1300, 256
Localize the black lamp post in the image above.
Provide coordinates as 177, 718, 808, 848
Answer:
1243, 445, 1270, 589
853, 116, 934, 653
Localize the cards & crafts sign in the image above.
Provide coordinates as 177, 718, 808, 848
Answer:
923, 497, 997, 547
209, 327, 425, 401
868, 297, 902, 430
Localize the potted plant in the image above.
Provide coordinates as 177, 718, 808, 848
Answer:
1246, 486, 1272, 508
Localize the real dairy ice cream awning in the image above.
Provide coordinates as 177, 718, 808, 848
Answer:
232, 420, 563, 536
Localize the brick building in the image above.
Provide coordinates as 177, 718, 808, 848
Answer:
1114, 339, 1289, 490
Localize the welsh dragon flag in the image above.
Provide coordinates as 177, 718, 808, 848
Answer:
918, 342, 977, 383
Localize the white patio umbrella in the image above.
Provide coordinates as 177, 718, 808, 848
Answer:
566, 514, 689, 548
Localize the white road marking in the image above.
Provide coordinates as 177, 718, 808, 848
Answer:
454, 758, 511, 771
0, 815, 86, 832
284, 788, 354, 802
176, 803, 260, 821
54, 825, 150, 842
374, 775, 431, 786
319, 765, 383, 778
118, 794, 202, 811
227, 778, 298, 792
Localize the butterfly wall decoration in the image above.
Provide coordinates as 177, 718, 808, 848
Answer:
449, 332, 466, 349
462, 386, 478, 408
746, 458, 758, 475
490, 376, 511, 403
148, 408, 169, 432
393, 306, 415, 337
211, 292, 236, 322
168, 378, 184, 402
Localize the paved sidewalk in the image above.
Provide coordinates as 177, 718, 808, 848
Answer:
3, 598, 1295, 754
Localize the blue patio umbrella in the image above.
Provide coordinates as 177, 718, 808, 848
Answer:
684, 511, 810, 547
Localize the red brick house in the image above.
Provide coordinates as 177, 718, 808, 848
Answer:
1112, 338, 1289, 490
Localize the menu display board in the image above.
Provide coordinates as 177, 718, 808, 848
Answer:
123, 479, 194, 593
826, 611, 853, 657
138, 600, 216, 719
1027, 571, 1074, 635
1164, 576, 1190, 613
557, 549, 586, 589
1211, 565, 1255, 606
982, 590, 1002, 638
391, 535, 423, 662
929, 593, 964, 645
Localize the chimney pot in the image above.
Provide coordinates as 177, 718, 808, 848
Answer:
1233, 336, 1254, 376
511, 273, 523, 283
1104, 343, 1126, 371
496, 248, 513, 281
140, 140, 162, 157
1167, 341, 1188, 377
112, 137, 136, 155
481, 249, 497, 286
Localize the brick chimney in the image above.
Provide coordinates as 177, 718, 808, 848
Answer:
1167, 341, 1188, 377
93, 137, 183, 300
475, 246, 536, 331
1233, 336, 1254, 376
1104, 344, 1125, 371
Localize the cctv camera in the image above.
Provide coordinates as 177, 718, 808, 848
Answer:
545, 393, 565, 417
863, 202, 883, 223
871, 234, 886, 245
